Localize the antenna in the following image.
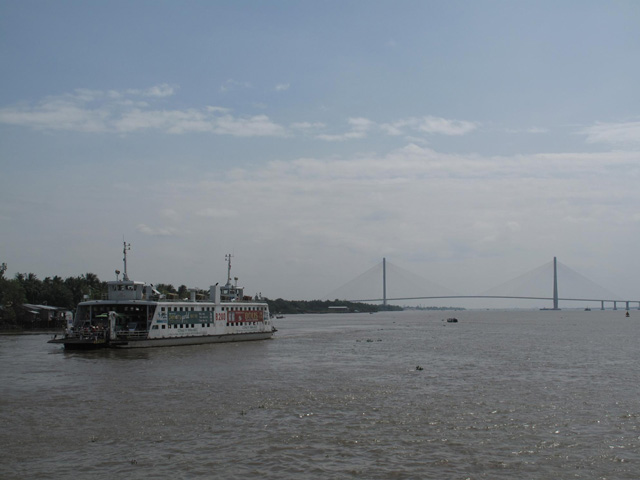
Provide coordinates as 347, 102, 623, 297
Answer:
123, 239, 131, 281
225, 254, 233, 286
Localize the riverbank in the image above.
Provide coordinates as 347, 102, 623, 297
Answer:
0, 329, 59, 335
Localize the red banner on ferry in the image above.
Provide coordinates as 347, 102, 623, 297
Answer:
229, 310, 264, 323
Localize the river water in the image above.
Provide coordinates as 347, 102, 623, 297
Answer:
1, 310, 639, 479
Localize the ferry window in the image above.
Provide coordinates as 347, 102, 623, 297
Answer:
161, 307, 165, 312
161, 325, 166, 329
152, 325, 158, 330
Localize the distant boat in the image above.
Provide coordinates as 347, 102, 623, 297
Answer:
584, 307, 591, 311
446, 317, 458, 323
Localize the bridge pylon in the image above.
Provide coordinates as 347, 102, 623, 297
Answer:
552, 256, 559, 310
382, 257, 387, 307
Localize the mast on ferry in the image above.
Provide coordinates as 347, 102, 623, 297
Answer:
225, 253, 233, 287
123, 240, 131, 281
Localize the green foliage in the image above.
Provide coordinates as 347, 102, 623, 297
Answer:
0, 277, 27, 323
177, 285, 189, 300
264, 298, 401, 314
155, 283, 177, 295
10, 272, 108, 310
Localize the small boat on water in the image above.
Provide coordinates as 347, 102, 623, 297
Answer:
49, 243, 276, 350
446, 317, 458, 323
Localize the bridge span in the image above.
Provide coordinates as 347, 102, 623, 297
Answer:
350, 295, 640, 311
343, 257, 639, 310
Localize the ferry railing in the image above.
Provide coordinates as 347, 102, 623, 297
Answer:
64, 329, 109, 341
115, 330, 149, 340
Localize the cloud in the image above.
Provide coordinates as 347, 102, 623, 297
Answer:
316, 117, 375, 141
381, 116, 478, 137
219, 79, 252, 93
213, 114, 288, 137
196, 207, 237, 219
416, 116, 477, 135
290, 121, 326, 131
6, 136, 638, 300
126, 84, 177, 97
582, 121, 640, 146
143, 84, 177, 97
132, 144, 637, 301
0, 97, 109, 133
505, 126, 548, 134
275, 83, 290, 91
136, 224, 178, 236
0, 86, 288, 137
0, 87, 482, 144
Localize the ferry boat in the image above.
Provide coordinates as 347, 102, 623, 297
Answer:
49, 243, 276, 349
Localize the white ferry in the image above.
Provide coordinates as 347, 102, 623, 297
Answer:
49, 244, 276, 349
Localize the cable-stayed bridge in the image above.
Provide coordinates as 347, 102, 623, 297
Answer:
325, 257, 639, 310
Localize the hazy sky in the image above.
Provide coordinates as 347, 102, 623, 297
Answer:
1, 1, 639, 305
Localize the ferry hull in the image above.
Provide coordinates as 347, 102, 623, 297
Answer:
48, 337, 109, 350
50, 330, 275, 349
111, 331, 275, 348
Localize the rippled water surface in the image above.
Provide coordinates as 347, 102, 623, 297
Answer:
2, 310, 639, 479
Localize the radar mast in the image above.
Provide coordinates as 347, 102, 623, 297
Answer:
122, 240, 131, 281
225, 253, 233, 287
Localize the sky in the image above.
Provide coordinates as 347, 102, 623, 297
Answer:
1, 1, 639, 306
